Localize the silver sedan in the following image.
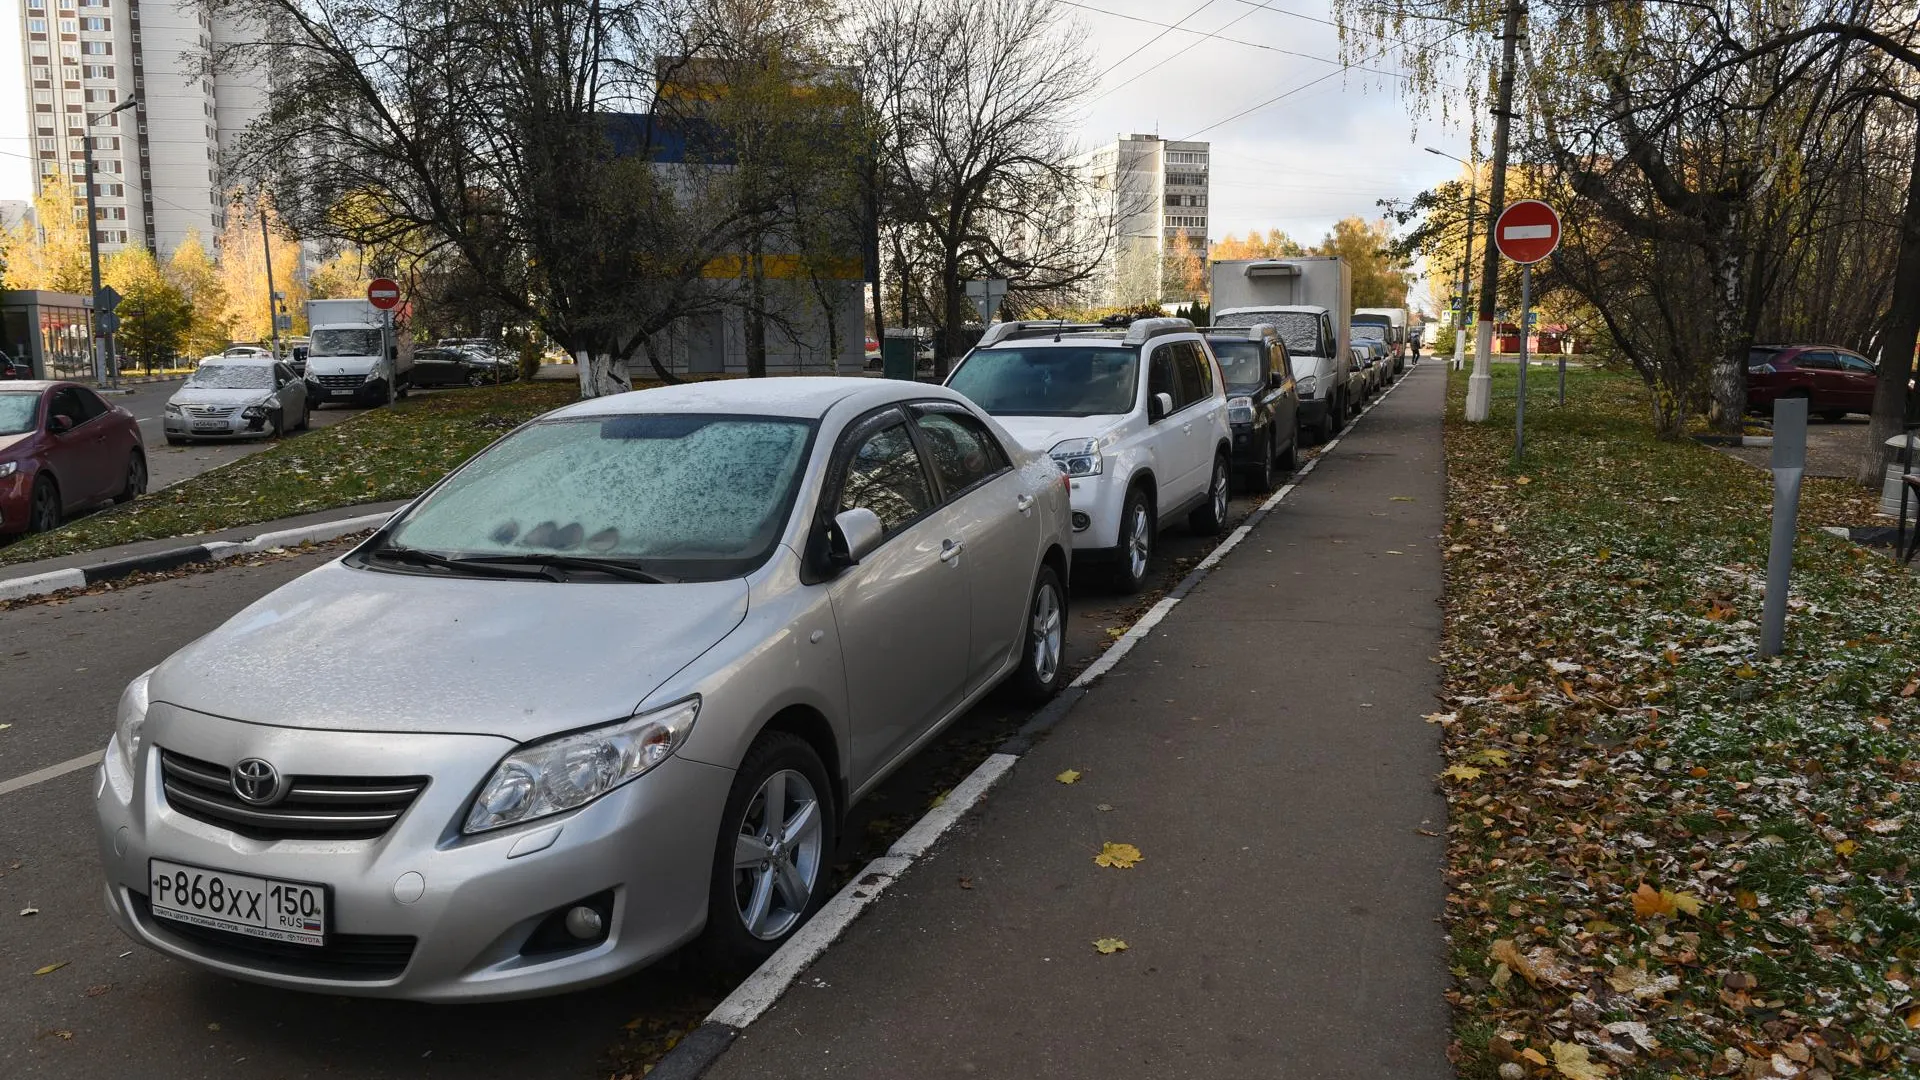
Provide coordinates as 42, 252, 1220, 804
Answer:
96, 377, 1073, 1001
163, 357, 311, 442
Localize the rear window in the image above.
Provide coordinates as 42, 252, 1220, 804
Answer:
947, 346, 1139, 417
1749, 347, 1785, 369
1217, 311, 1322, 357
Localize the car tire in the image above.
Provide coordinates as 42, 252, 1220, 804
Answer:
1243, 429, 1275, 492
468, 370, 489, 388
1007, 565, 1067, 704
1278, 422, 1299, 471
1188, 454, 1230, 536
702, 731, 835, 972
27, 476, 59, 534
114, 451, 146, 504
1110, 485, 1155, 594
165, 434, 187, 446
1820, 410, 1846, 423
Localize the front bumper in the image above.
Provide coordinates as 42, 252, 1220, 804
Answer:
163, 412, 273, 440
0, 468, 30, 535
96, 707, 732, 1002
1298, 397, 1329, 427
1063, 472, 1132, 553
1229, 420, 1270, 467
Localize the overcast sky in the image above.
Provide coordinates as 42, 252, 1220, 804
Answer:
0, 0, 1475, 301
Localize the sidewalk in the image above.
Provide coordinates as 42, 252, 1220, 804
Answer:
0, 499, 408, 580
704, 363, 1451, 1077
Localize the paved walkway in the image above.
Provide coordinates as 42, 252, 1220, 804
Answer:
706, 363, 1452, 1078
0, 500, 409, 579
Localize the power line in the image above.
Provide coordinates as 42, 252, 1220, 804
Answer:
1179, 67, 1342, 140
1057, 0, 1417, 83
1087, 0, 1219, 88
1089, 0, 1267, 104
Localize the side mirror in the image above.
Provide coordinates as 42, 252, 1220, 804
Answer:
49, 414, 74, 434
1270, 371, 1286, 390
828, 508, 885, 567
1148, 392, 1173, 423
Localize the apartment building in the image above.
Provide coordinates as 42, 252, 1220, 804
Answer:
1075, 134, 1210, 306
15, 0, 262, 256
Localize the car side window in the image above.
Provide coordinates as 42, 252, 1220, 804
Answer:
1272, 340, 1293, 381
1176, 343, 1213, 404
274, 364, 295, 383
1148, 348, 1178, 412
839, 418, 935, 536
1839, 353, 1876, 375
911, 404, 1011, 498
1796, 351, 1837, 371
76, 387, 109, 420
48, 388, 85, 429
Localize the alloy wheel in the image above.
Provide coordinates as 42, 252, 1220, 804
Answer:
1211, 461, 1229, 521
1126, 504, 1151, 581
732, 769, 824, 941
127, 454, 146, 498
28, 481, 58, 532
1030, 580, 1064, 685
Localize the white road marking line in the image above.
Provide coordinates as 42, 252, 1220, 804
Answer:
0, 751, 102, 798
700, 363, 1432, 1035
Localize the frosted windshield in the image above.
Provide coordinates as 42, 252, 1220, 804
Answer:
312, 328, 383, 357
0, 393, 38, 436
186, 364, 275, 390
385, 414, 815, 580
1351, 324, 1387, 342
1217, 311, 1322, 356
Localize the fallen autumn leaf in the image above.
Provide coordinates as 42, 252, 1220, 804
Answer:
1093, 842, 1142, 869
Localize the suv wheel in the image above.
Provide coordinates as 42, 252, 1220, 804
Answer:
1244, 430, 1275, 492
1189, 454, 1230, 535
1111, 486, 1154, 594
703, 732, 834, 971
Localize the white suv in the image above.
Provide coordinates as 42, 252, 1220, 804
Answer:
945, 318, 1232, 592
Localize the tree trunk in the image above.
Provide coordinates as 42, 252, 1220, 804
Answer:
1859, 109, 1920, 486
577, 346, 633, 398
939, 258, 965, 382
1705, 222, 1748, 434
746, 245, 768, 379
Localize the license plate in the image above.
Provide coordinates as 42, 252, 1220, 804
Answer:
331, 389, 354, 396
148, 858, 327, 947
191, 420, 227, 431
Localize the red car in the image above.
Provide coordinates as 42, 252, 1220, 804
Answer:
1747, 345, 1879, 420
0, 352, 30, 379
0, 381, 148, 537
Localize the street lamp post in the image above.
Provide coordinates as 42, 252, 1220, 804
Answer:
1426, 147, 1479, 374
83, 93, 140, 388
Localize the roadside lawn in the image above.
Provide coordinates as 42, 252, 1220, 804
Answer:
1440, 366, 1920, 1079
0, 381, 585, 570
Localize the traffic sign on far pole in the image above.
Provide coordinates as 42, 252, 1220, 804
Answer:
367, 278, 402, 311
1494, 200, 1561, 264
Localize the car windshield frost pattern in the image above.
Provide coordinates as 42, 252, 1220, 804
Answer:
0, 393, 39, 435
312, 328, 383, 356
1351, 324, 1387, 342
1217, 311, 1320, 356
383, 414, 814, 579
1208, 340, 1269, 393
186, 364, 275, 390
946, 346, 1138, 416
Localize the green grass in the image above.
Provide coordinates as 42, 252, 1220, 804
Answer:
0, 381, 585, 569
1439, 365, 1920, 1078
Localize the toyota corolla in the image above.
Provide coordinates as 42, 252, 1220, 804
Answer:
96, 377, 1072, 1001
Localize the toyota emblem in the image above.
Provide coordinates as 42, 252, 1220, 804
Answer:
231, 758, 289, 806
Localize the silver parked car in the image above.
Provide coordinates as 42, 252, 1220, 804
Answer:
163, 357, 311, 443
97, 378, 1073, 1001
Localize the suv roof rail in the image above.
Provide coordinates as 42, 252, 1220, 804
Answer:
976, 321, 1111, 348
1121, 317, 1195, 345
1198, 324, 1274, 341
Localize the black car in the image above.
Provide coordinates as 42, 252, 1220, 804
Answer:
0, 351, 29, 379
1203, 325, 1302, 492
410, 347, 516, 387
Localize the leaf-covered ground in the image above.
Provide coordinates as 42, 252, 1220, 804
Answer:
1440, 366, 1920, 1079
0, 382, 584, 569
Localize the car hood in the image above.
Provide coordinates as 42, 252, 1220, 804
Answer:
149, 559, 750, 740
171, 387, 274, 407
0, 432, 30, 456
991, 414, 1125, 455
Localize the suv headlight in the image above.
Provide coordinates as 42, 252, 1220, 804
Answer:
1296, 374, 1317, 398
1049, 438, 1103, 478
0, 461, 17, 479
463, 696, 701, 834
1226, 396, 1254, 424
114, 670, 153, 768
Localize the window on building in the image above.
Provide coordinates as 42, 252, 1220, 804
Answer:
38, 137, 57, 151
83, 87, 115, 103
82, 64, 113, 78
59, 18, 78, 32
90, 136, 119, 150
93, 182, 123, 197
28, 17, 49, 32
33, 89, 53, 104
81, 40, 111, 54
32, 65, 51, 81
81, 16, 109, 29
28, 0, 47, 8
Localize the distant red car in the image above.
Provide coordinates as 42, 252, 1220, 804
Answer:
0, 381, 148, 536
1747, 345, 1879, 420
0, 353, 29, 380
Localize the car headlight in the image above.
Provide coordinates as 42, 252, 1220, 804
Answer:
263, 394, 281, 410
363, 368, 383, 382
114, 670, 153, 768
463, 696, 701, 834
0, 461, 16, 479
1297, 374, 1317, 398
164, 402, 184, 416
1226, 396, 1254, 425
1049, 437, 1103, 478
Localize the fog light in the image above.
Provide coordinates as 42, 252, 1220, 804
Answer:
1071, 511, 1090, 532
564, 905, 604, 940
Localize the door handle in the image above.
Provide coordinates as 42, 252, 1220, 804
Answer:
1016, 494, 1034, 513
939, 540, 964, 563
1182, 423, 1193, 434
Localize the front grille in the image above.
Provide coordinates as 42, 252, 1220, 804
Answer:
129, 892, 415, 980
159, 750, 428, 841
182, 404, 236, 418
314, 374, 364, 390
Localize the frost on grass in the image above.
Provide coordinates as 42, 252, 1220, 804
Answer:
1439, 369, 1920, 1079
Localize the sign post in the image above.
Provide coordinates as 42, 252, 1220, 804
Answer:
1493, 200, 1562, 464
965, 278, 1009, 325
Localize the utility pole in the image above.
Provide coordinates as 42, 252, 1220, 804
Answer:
260, 206, 282, 358
1427, 147, 1478, 372
81, 95, 139, 388
1466, 2, 1523, 423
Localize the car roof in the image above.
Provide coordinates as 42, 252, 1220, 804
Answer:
199, 355, 278, 366
547, 376, 975, 421
1216, 304, 1329, 317
0, 381, 69, 393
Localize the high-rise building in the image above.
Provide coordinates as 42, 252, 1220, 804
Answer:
1075, 134, 1210, 307
15, 0, 262, 256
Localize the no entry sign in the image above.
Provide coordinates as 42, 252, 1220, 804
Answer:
1494, 200, 1561, 264
366, 278, 402, 310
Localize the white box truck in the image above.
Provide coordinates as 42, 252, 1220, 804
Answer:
1210, 256, 1353, 441
1354, 307, 1409, 372
305, 298, 413, 407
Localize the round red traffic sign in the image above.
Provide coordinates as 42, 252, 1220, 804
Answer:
1494, 200, 1562, 264
366, 278, 402, 310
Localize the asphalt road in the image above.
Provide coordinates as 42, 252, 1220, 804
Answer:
0, 392, 1359, 1078
117, 379, 370, 493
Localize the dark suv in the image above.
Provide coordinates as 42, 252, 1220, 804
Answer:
1203, 325, 1300, 492
1748, 345, 1878, 420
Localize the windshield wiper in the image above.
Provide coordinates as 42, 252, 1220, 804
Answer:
365, 545, 560, 581
451, 553, 674, 583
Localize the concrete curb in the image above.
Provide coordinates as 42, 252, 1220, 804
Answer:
0, 509, 395, 604
646, 360, 1431, 1079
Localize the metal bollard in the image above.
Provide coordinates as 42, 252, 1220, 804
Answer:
1759, 395, 1807, 657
